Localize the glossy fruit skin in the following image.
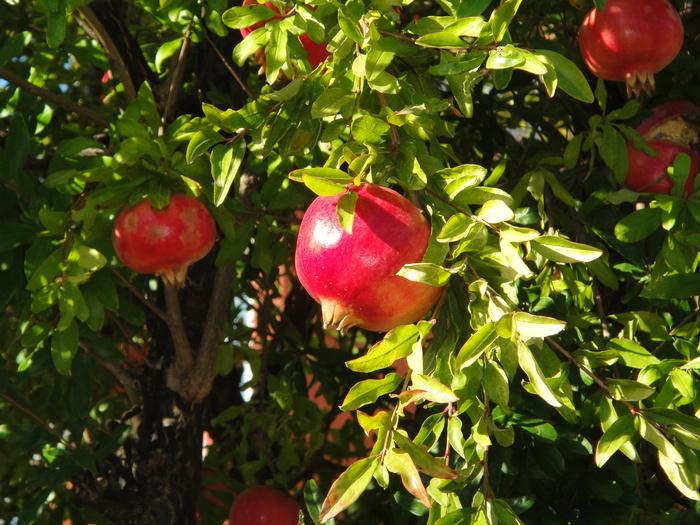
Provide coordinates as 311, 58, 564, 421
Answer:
228, 486, 300, 525
239, 0, 330, 70
295, 183, 444, 333
578, 0, 683, 97
626, 101, 700, 196
112, 194, 216, 286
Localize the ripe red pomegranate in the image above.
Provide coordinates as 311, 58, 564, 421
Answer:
112, 193, 216, 287
295, 183, 444, 333
578, 0, 684, 98
228, 486, 300, 525
239, 0, 330, 70
626, 101, 700, 196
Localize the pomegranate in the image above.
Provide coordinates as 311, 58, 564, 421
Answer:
112, 193, 216, 287
239, 0, 330, 70
228, 486, 300, 525
295, 183, 444, 333
578, 0, 684, 98
626, 101, 700, 195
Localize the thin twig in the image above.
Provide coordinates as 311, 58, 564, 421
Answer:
161, 27, 192, 129
0, 66, 109, 128
110, 268, 170, 324
0, 391, 73, 448
205, 34, 254, 99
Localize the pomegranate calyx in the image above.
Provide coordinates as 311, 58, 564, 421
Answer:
321, 298, 360, 334
625, 70, 655, 99
158, 266, 188, 288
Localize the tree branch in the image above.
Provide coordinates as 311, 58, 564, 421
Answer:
0, 67, 109, 128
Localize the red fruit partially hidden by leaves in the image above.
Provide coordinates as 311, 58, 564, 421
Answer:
228, 486, 300, 525
578, 0, 683, 98
295, 183, 444, 333
239, 0, 330, 70
113, 194, 216, 287
626, 101, 700, 196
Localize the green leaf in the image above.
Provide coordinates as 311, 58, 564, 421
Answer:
337, 5, 364, 43
346, 325, 420, 373
416, 32, 469, 49
6, 112, 30, 179
533, 49, 594, 103
455, 322, 497, 369
477, 199, 514, 223
639, 418, 684, 463
187, 128, 224, 164
335, 191, 358, 235
658, 448, 700, 500
437, 213, 473, 243
486, 45, 525, 70
411, 374, 459, 404
211, 139, 246, 207
340, 374, 403, 411
595, 414, 637, 467
50, 320, 79, 375
397, 263, 451, 287
517, 342, 562, 407
493, 499, 526, 525
351, 115, 390, 144
614, 207, 662, 242
392, 431, 458, 479
221, 5, 278, 29
384, 448, 432, 508
319, 456, 380, 523
640, 274, 700, 299
607, 379, 655, 402
513, 312, 566, 338
490, 0, 522, 42
531, 235, 603, 263
137, 83, 161, 133
46, 0, 67, 48
310, 88, 356, 119
607, 339, 660, 369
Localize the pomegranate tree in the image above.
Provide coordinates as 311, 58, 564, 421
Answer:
626, 101, 700, 195
295, 183, 444, 333
239, 0, 330, 71
228, 486, 300, 525
578, 0, 684, 98
112, 193, 216, 287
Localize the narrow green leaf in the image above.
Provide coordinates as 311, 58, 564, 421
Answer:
212, 139, 246, 206
531, 235, 602, 263
533, 49, 594, 103
437, 213, 473, 243
477, 199, 514, 223
411, 374, 459, 404
337, 191, 358, 234
351, 115, 390, 144
384, 448, 432, 508
50, 320, 79, 375
658, 450, 700, 500
513, 312, 566, 338
340, 374, 403, 411
639, 418, 684, 463
397, 263, 451, 287
595, 414, 637, 467
310, 88, 355, 119
455, 322, 497, 369
641, 274, 700, 300
187, 128, 224, 164
222, 5, 278, 29
607, 339, 660, 369
517, 342, 562, 407
345, 324, 420, 374
607, 378, 655, 402
319, 455, 381, 523
392, 432, 458, 479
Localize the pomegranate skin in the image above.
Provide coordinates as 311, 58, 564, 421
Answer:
626, 101, 700, 196
578, 0, 683, 97
295, 183, 444, 333
112, 194, 216, 286
228, 486, 300, 525
239, 0, 330, 70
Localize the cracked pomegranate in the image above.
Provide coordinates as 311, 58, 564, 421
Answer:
626, 101, 700, 196
228, 486, 300, 525
295, 183, 444, 333
112, 194, 216, 287
578, 0, 683, 98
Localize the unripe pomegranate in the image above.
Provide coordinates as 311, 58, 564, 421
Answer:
626, 101, 700, 196
228, 486, 300, 525
578, 0, 684, 98
112, 194, 216, 287
239, 0, 330, 71
295, 183, 444, 333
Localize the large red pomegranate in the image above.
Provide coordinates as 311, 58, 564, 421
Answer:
578, 0, 684, 98
228, 486, 300, 525
295, 183, 444, 333
239, 0, 330, 71
626, 101, 700, 196
112, 193, 216, 287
